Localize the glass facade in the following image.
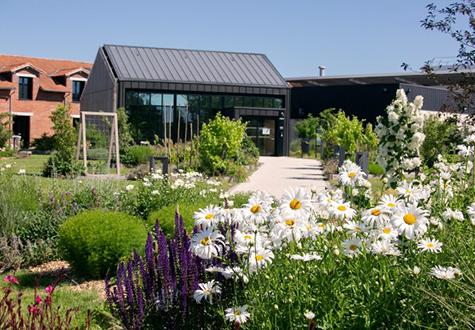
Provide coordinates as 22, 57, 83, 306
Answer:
125, 89, 284, 143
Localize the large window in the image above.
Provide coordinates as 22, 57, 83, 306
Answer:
124, 90, 285, 143
18, 77, 33, 100
72, 80, 85, 102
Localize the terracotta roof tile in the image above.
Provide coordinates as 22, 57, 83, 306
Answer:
0, 54, 91, 94
0, 80, 14, 90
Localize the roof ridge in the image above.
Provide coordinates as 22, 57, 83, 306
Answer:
103, 44, 268, 57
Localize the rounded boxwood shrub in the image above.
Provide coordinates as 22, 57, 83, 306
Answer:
58, 210, 148, 278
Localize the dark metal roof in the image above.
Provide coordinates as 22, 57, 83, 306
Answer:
103, 44, 288, 88
286, 71, 471, 87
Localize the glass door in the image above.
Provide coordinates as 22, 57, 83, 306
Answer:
243, 117, 276, 156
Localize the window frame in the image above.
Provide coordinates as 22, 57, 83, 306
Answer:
18, 76, 33, 100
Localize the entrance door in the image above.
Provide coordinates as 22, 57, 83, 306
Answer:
243, 117, 276, 156
12, 115, 30, 148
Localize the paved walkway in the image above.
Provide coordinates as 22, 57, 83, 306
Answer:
230, 156, 328, 198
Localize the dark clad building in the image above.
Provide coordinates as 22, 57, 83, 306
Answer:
81, 45, 290, 156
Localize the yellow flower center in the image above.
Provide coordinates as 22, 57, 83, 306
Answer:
200, 237, 211, 246
337, 205, 347, 211
348, 171, 357, 178
349, 244, 358, 251
255, 255, 264, 262
205, 213, 214, 220
426, 242, 434, 248
244, 234, 252, 240
383, 227, 391, 234
371, 209, 381, 216
285, 219, 296, 227
290, 199, 302, 210
403, 213, 417, 225
250, 204, 261, 214
387, 202, 396, 208
235, 310, 241, 315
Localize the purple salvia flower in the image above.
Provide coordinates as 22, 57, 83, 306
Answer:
157, 229, 171, 302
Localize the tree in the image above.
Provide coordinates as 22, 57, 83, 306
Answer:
404, 1, 475, 116
116, 107, 134, 152
43, 105, 79, 177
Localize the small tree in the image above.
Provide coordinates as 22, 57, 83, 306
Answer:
198, 113, 247, 175
0, 113, 11, 149
117, 107, 134, 151
295, 114, 319, 139
43, 105, 79, 177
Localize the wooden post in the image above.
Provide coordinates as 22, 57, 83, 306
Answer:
76, 119, 82, 160
106, 122, 114, 169
163, 108, 168, 155
113, 113, 120, 176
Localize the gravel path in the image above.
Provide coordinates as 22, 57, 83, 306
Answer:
230, 156, 328, 198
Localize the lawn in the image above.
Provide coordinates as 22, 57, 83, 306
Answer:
0, 154, 49, 175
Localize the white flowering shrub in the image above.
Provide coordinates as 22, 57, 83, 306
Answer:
375, 89, 425, 185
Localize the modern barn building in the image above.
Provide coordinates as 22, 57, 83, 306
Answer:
287, 71, 469, 124
81, 45, 290, 156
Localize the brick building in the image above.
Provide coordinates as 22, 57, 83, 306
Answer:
0, 55, 91, 147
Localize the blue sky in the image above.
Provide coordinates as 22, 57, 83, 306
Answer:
2, 0, 460, 77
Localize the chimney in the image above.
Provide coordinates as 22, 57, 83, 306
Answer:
318, 65, 326, 77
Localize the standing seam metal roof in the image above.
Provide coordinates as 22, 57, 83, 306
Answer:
103, 44, 288, 88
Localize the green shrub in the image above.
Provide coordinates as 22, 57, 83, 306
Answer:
32, 133, 55, 151
421, 116, 463, 167
121, 145, 156, 167
147, 199, 219, 236
238, 134, 259, 165
0, 113, 11, 149
368, 162, 384, 175
230, 192, 252, 208
58, 210, 148, 278
295, 114, 319, 139
198, 113, 247, 175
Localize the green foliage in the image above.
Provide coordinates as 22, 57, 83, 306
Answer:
198, 113, 247, 175
421, 116, 463, 167
368, 162, 384, 175
147, 199, 217, 236
121, 145, 156, 167
43, 105, 79, 177
239, 134, 260, 166
58, 210, 147, 278
0, 113, 11, 149
323, 110, 367, 154
117, 107, 134, 151
295, 114, 319, 139
31, 133, 55, 151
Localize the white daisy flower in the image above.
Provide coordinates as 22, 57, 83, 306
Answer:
342, 238, 362, 258
339, 160, 365, 187
417, 238, 442, 253
190, 228, 225, 259
330, 201, 356, 220
391, 204, 428, 240
304, 310, 315, 320
376, 224, 399, 241
225, 305, 251, 324
288, 253, 322, 262
378, 194, 400, 213
430, 266, 462, 280
343, 220, 367, 235
234, 230, 265, 253
193, 205, 222, 228
362, 207, 390, 227
272, 212, 307, 243
249, 248, 274, 271
243, 191, 272, 224
18, 168, 26, 175
370, 240, 401, 256
125, 184, 134, 192
193, 280, 221, 304
280, 188, 312, 217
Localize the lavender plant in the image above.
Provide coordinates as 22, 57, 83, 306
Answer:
105, 213, 212, 329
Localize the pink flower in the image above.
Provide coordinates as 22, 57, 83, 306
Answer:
28, 305, 40, 315
45, 295, 52, 306
45, 285, 54, 294
35, 295, 42, 305
3, 275, 19, 285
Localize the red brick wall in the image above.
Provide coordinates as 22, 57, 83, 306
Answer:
2, 71, 85, 143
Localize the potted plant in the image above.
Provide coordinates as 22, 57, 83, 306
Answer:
295, 115, 319, 155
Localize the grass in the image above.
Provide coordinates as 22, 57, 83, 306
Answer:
0, 154, 49, 175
